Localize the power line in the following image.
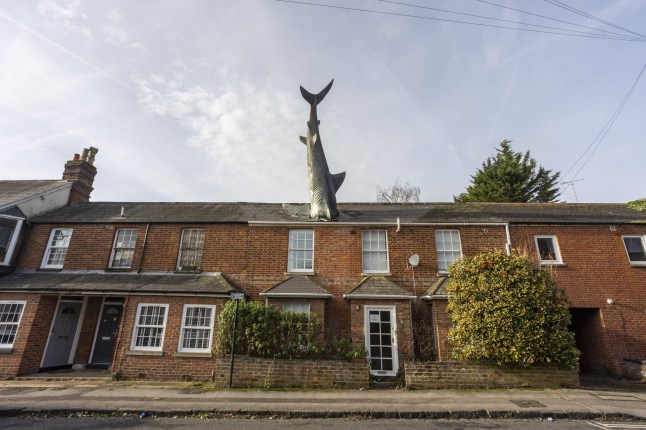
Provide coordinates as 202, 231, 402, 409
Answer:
276, 0, 645, 42
471, 0, 642, 40
375, 0, 638, 40
562, 62, 646, 183
543, 0, 646, 40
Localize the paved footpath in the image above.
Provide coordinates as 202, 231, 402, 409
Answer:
1, 378, 645, 420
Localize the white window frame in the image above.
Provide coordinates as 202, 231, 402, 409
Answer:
534, 235, 563, 265
622, 235, 646, 267
362, 230, 389, 274
282, 302, 311, 315
109, 228, 138, 269
436, 229, 462, 273
0, 215, 23, 267
41, 228, 73, 269
130, 303, 168, 352
178, 304, 215, 353
287, 229, 314, 273
176, 228, 205, 271
0, 300, 26, 349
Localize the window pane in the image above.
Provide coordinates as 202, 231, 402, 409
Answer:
537, 238, 557, 260
287, 230, 314, 272
0, 302, 25, 346
624, 237, 646, 262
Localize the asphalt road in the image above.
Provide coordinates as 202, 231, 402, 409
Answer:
0, 418, 644, 430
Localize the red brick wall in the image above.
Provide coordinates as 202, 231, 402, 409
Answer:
74, 297, 102, 365
430, 299, 452, 361
510, 225, 646, 375
404, 361, 580, 389
112, 295, 227, 380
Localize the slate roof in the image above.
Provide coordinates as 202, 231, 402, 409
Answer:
260, 276, 332, 298
421, 276, 450, 300
27, 201, 646, 225
344, 276, 415, 299
0, 271, 238, 296
0, 180, 71, 210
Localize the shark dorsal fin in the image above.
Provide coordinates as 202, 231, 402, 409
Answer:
299, 136, 307, 145
331, 172, 346, 193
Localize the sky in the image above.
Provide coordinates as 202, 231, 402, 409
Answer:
1, 0, 645, 204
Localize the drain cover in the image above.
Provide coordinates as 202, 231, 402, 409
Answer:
593, 394, 645, 402
510, 399, 546, 408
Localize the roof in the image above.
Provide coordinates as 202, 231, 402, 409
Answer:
27, 201, 646, 225
0, 180, 71, 210
0, 271, 238, 296
260, 276, 331, 298
344, 276, 415, 299
421, 276, 450, 300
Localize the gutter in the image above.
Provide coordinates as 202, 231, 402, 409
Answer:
250, 221, 510, 227
343, 294, 417, 300
259, 292, 332, 298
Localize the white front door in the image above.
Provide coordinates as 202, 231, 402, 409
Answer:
42, 299, 84, 368
365, 306, 398, 376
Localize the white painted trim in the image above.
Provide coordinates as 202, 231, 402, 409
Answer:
40, 228, 73, 269
260, 292, 332, 298
364, 305, 398, 377
362, 229, 389, 274
534, 235, 563, 264
287, 229, 315, 273
435, 229, 463, 272
69, 297, 87, 366
0, 217, 23, 266
178, 304, 216, 353
88, 297, 107, 364
0, 300, 27, 348
130, 303, 169, 352
622, 235, 646, 267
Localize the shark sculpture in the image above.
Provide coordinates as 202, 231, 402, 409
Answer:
299, 79, 346, 221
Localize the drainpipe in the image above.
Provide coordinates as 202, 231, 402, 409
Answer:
504, 223, 512, 255
137, 223, 150, 273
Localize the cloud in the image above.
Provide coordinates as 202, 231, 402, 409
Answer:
37, 0, 93, 40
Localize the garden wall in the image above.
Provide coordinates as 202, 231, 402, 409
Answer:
404, 361, 580, 389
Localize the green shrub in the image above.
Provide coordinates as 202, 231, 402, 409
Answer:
628, 198, 646, 212
446, 251, 580, 369
214, 300, 365, 360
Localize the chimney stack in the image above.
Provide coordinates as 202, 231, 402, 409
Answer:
62, 147, 99, 204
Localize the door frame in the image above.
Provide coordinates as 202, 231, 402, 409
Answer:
88, 297, 123, 366
364, 305, 399, 376
40, 296, 87, 369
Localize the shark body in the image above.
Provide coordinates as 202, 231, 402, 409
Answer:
299, 79, 346, 221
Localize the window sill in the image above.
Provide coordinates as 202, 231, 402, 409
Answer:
174, 351, 213, 358
106, 268, 134, 272
361, 272, 391, 277
285, 272, 315, 276
0, 346, 13, 354
629, 263, 646, 268
38, 268, 64, 272
539, 262, 566, 267
126, 350, 163, 357
174, 270, 202, 274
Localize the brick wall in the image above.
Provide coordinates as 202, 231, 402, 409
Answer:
112, 295, 227, 380
510, 224, 646, 375
404, 361, 580, 389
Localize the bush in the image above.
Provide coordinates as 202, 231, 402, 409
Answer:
214, 300, 366, 360
446, 251, 580, 369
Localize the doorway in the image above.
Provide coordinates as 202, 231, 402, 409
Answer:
365, 306, 398, 376
89, 299, 123, 368
41, 297, 85, 369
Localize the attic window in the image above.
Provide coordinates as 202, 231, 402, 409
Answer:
0, 215, 23, 267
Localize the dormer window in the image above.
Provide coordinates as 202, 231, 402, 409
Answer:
0, 215, 23, 267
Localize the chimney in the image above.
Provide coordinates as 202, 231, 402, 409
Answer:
62, 147, 99, 204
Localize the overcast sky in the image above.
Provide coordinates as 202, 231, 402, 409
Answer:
1, 0, 645, 204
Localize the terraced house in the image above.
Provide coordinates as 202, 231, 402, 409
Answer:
1, 150, 645, 381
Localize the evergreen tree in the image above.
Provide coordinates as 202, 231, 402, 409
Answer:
454, 140, 561, 203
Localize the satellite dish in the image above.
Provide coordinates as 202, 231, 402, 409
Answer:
408, 254, 419, 267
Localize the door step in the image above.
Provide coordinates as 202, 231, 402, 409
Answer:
370, 375, 401, 389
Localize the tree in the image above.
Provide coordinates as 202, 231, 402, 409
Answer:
446, 251, 580, 369
376, 178, 420, 203
454, 140, 561, 203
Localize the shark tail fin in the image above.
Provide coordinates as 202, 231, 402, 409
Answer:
331, 172, 346, 193
300, 79, 334, 105
299, 136, 307, 145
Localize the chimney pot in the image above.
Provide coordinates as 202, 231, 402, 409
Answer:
73, 153, 80, 161
81, 148, 89, 161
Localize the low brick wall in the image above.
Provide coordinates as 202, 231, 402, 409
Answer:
404, 361, 580, 389
214, 356, 370, 389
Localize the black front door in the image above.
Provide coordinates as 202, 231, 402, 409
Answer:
90, 303, 122, 367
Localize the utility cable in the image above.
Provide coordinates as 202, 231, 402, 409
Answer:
276, 0, 645, 42
562, 62, 646, 182
471, 0, 640, 40
543, 0, 646, 40
375, 0, 632, 40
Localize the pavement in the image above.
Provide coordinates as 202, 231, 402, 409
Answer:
0, 374, 645, 420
